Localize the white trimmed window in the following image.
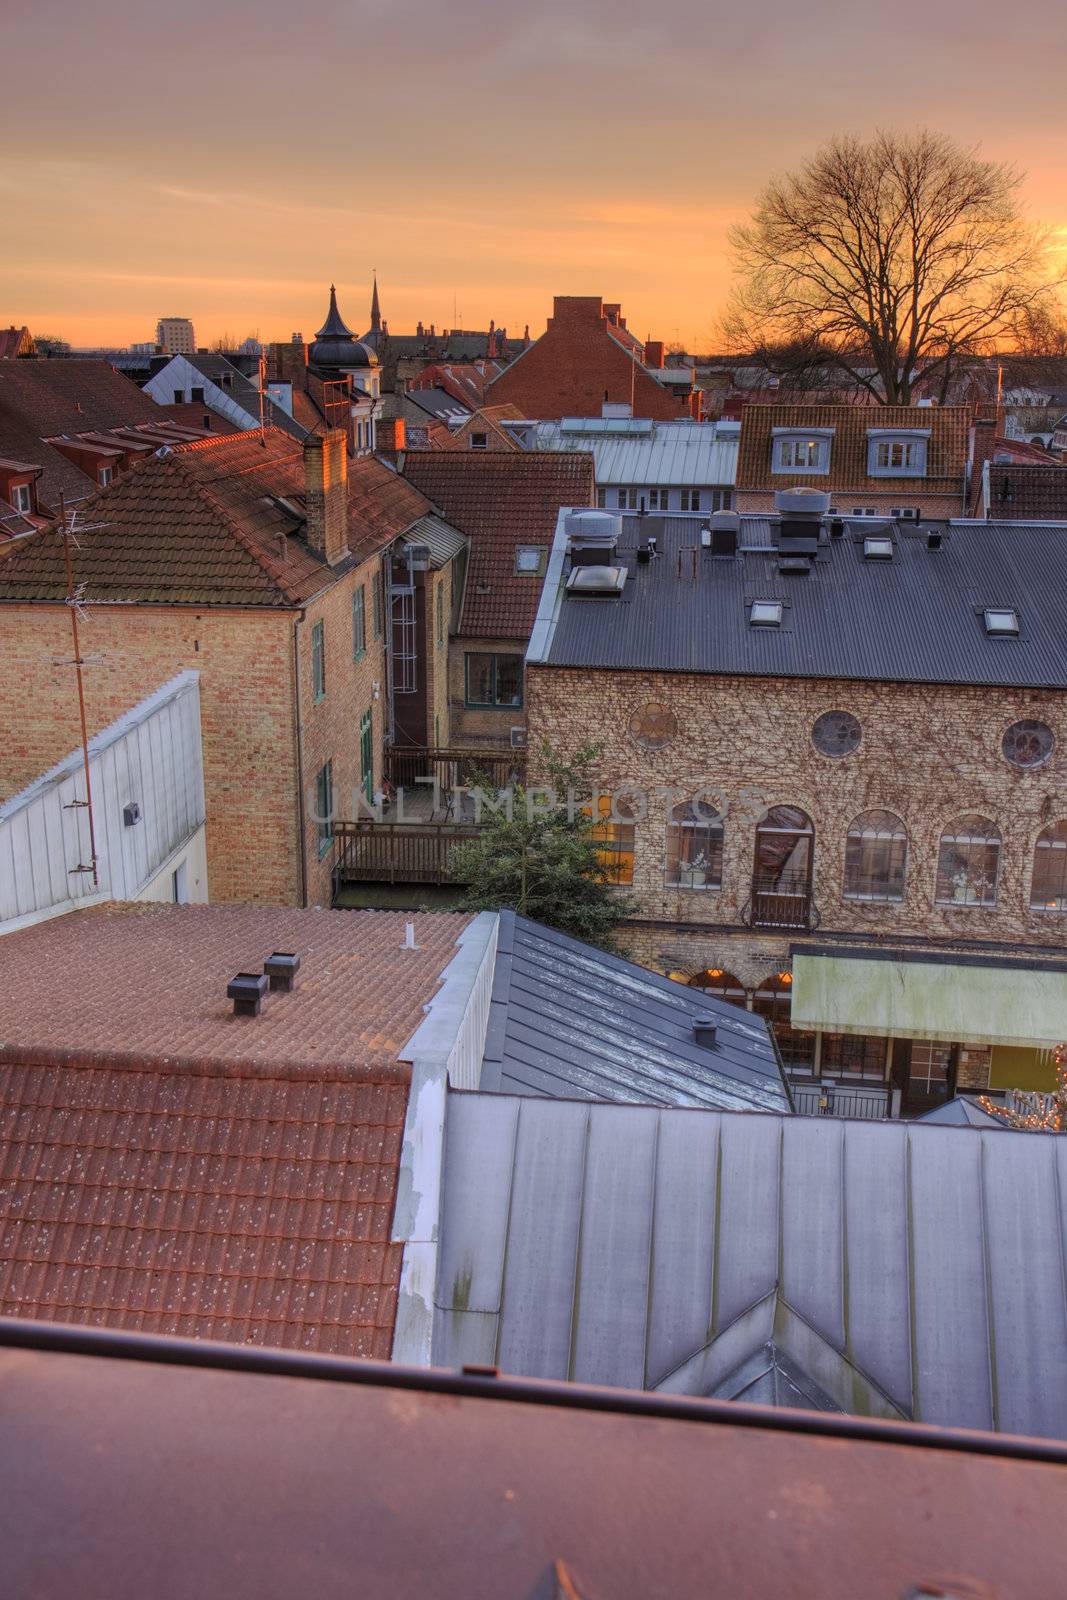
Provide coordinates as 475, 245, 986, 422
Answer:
867, 430, 929, 477
771, 429, 833, 475
11, 482, 32, 513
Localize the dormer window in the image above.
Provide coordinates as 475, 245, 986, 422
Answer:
10, 482, 32, 514
867, 429, 929, 477
98, 466, 113, 487
470, 432, 488, 449
771, 427, 833, 475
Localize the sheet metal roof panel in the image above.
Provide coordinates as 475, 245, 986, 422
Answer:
433, 1097, 1067, 1437
400, 512, 468, 567
483, 913, 789, 1111
540, 515, 1067, 688
536, 419, 737, 486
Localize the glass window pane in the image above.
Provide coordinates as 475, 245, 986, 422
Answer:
465, 653, 494, 705
494, 655, 523, 708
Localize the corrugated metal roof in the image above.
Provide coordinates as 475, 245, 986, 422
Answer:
400, 512, 468, 568
534, 514, 1067, 688
535, 418, 737, 487
434, 1096, 1067, 1438
480, 912, 789, 1112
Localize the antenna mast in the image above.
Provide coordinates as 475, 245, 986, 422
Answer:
57, 496, 102, 888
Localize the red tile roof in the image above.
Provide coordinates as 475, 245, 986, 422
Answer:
737, 403, 969, 497
0, 902, 472, 1354
346, 454, 433, 563
402, 451, 594, 638
0, 326, 33, 360
0, 430, 335, 608
984, 463, 1067, 520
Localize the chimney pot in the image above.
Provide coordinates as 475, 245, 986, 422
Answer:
264, 951, 301, 992
227, 972, 268, 1017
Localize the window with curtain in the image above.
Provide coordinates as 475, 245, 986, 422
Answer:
843, 810, 908, 902
590, 794, 635, 885
935, 815, 1001, 907
666, 798, 723, 889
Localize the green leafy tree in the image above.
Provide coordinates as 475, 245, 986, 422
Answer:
449, 743, 636, 949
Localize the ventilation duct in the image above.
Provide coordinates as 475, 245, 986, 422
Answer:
566, 509, 621, 567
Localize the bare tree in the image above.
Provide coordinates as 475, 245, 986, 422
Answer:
723, 130, 1062, 405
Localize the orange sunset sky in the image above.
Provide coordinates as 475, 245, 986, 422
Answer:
3, 0, 1065, 351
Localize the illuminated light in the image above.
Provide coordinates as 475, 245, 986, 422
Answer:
707, 968, 724, 979
777, 971, 793, 985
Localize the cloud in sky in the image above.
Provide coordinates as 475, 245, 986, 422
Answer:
2, 0, 1065, 346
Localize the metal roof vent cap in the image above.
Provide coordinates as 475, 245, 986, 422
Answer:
227, 972, 268, 1017
773, 488, 831, 519
708, 509, 740, 556
566, 509, 620, 566
693, 1017, 718, 1049
264, 952, 300, 992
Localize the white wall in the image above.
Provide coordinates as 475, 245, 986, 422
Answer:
0, 672, 207, 931
136, 823, 208, 905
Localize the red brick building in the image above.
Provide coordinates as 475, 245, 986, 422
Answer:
0, 430, 433, 905
486, 297, 697, 422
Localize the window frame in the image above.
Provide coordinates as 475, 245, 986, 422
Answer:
590, 793, 636, 886
352, 585, 367, 661
311, 619, 326, 701
371, 571, 383, 639
435, 582, 445, 647
665, 797, 724, 891
469, 431, 489, 450
463, 651, 524, 710
771, 428, 834, 476
359, 708, 374, 803
514, 545, 548, 577
843, 810, 909, 903
315, 759, 334, 859
679, 488, 702, 512
1030, 820, 1067, 913
935, 814, 1002, 908
10, 482, 32, 513
866, 429, 929, 478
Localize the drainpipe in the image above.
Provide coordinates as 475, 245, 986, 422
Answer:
292, 611, 308, 908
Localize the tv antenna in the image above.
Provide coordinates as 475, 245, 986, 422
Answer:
50, 496, 109, 887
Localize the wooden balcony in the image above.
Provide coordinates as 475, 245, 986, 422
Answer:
385, 745, 526, 799
333, 820, 481, 888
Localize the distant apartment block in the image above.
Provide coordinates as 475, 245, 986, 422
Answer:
155, 316, 196, 355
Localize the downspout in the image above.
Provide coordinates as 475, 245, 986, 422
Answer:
292, 610, 309, 907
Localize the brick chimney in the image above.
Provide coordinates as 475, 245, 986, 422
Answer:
644, 339, 665, 369
304, 429, 349, 567
969, 403, 1004, 514
269, 340, 307, 389
376, 416, 406, 463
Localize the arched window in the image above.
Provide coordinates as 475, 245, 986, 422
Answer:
666, 798, 724, 890
752, 973, 815, 1072
843, 810, 908, 902
688, 969, 746, 1006
935, 815, 1001, 907
752, 807, 814, 928
1031, 820, 1067, 912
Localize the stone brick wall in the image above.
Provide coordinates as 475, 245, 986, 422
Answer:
735, 490, 964, 518
526, 663, 1067, 985
0, 604, 301, 905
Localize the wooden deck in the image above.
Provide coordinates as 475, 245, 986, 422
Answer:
333, 820, 482, 888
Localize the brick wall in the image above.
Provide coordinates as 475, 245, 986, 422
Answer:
735, 490, 964, 518
449, 634, 527, 750
487, 297, 690, 422
299, 557, 388, 907
0, 604, 302, 904
526, 663, 1067, 984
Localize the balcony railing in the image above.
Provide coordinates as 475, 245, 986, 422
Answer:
333, 820, 482, 888
749, 873, 815, 930
385, 746, 526, 798
788, 1078, 893, 1120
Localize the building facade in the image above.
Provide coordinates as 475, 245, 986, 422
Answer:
155, 317, 196, 355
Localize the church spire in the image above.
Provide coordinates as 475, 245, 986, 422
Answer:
315, 284, 354, 341
370, 274, 382, 334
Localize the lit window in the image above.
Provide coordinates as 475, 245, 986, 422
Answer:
844, 810, 908, 902
750, 600, 783, 627
590, 793, 635, 886
935, 815, 1001, 907
984, 608, 1019, 636
772, 431, 832, 474
1031, 820, 1067, 912
666, 797, 723, 890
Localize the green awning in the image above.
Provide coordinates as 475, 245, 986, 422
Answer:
791, 953, 1067, 1049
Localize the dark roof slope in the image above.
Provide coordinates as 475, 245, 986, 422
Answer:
347, 454, 433, 562
435, 1096, 1067, 1437
481, 911, 789, 1112
985, 464, 1067, 520
403, 450, 594, 637
915, 1094, 1006, 1127
537, 513, 1067, 689
185, 354, 307, 442
0, 430, 341, 608
737, 402, 969, 494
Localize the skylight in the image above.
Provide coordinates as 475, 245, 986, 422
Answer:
863, 536, 894, 560
984, 608, 1019, 636
750, 600, 783, 627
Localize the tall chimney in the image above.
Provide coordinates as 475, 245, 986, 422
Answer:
304, 429, 349, 567
376, 416, 406, 463
644, 339, 665, 369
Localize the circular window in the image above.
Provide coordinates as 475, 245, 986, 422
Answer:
1002, 720, 1054, 769
628, 702, 678, 751
812, 710, 862, 758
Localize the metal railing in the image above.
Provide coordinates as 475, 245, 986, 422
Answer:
789, 1079, 892, 1120
749, 873, 815, 930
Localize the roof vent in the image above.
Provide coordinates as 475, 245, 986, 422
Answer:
708, 509, 740, 556
227, 972, 268, 1017
566, 565, 627, 597
926, 531, 943, 551
774, 488, 827, 553
863, 536, 894, 560
566, 509, 620, 567
264, 952, 300, 992
693, 1017, 718, 1049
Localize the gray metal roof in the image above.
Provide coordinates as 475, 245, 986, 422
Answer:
534, 418, 737, 487
400, 512, 468, 568
532, 514, 1067, 689
915, 1094, 1006, 1128
480, 912, 789, 1112
434, 1096, 1067, 1438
